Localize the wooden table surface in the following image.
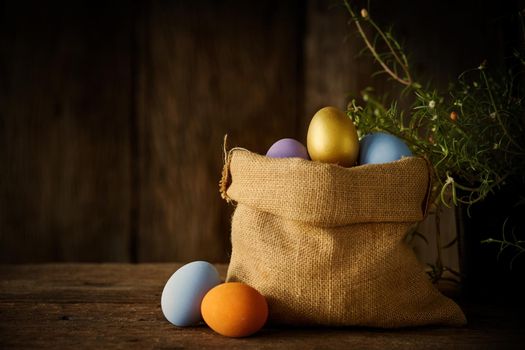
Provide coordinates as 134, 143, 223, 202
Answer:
1, 263, 524, 349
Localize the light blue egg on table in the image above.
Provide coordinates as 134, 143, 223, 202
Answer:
161, 261, 221, 326
359, 132, 412, 165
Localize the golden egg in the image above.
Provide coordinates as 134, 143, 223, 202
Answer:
306, 106, 359, 167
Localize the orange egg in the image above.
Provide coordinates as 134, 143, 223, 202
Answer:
201, 282, 268, 337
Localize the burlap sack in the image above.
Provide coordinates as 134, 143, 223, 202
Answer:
220, 148, 466, 328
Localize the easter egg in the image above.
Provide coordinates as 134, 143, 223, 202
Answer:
358, 132, 412, 165
266, 138, 309, 159
161, 261, 221, 327
306, 106, 359, 167
201, 282, 268, 337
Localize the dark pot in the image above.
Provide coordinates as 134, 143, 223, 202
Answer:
456, 184, 525, 304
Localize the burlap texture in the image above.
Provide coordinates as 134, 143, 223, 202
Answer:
221, 149, 466, 328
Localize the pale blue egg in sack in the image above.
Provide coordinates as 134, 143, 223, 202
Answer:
161, 261, 221, 326
359, 132, 412, 165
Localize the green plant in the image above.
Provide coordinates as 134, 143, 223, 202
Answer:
343, 1, 525, 282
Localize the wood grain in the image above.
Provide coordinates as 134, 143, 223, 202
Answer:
302, 0, 376, 134
136, 0, 303, 262
0, 0, 520, 265
0, 1, 133, 262
1, 264, 524, 349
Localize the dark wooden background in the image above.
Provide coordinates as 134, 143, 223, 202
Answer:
0, 0, 521, 263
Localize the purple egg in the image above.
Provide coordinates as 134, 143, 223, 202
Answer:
266, 138, 309, 159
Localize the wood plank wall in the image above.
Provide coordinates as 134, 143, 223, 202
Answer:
0, 0, 519, 263
136, 0, 302, 262
0, 1, 134, 262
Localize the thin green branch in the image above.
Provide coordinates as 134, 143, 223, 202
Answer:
480, 69, 524, 151
344, 1, 412, 86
